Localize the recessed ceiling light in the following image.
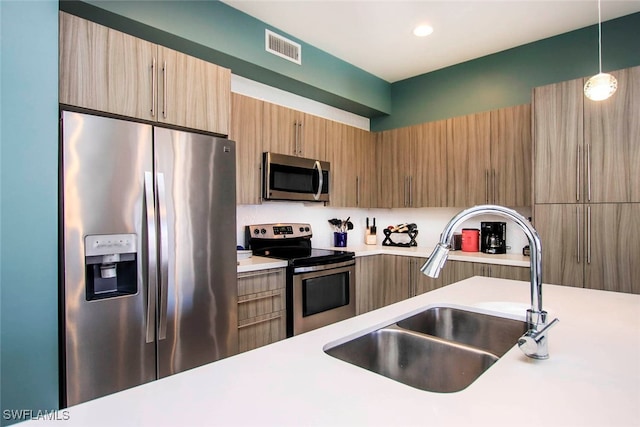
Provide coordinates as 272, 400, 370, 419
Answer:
413, 24, 434, 37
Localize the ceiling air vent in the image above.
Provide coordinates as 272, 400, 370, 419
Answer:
265, 29, 301, 65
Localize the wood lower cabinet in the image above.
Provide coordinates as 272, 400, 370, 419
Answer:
231, 94, 263, 205
356, 255, 409, 314
534, 203, 640, 294
59, 12, 230, 135
237, 268, 286, 353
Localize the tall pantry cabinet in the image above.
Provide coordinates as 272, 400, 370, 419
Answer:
533, 66, 640, 294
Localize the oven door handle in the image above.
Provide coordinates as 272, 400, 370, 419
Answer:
313, 160, 323, 201
293, 259, 355, 274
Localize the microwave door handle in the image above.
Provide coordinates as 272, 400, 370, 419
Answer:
313, 160, 323, 201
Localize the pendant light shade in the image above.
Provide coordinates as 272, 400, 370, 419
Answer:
584, 0, 617, 101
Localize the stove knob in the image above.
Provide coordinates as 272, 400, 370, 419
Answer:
299, 227, 304, 232
260, 228, 267, 234
305, 227, 310, 232
253, 229, 260, 235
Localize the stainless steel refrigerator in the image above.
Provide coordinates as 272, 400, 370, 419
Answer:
60, 111, 238, 407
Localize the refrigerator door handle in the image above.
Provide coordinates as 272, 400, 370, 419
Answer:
144, 172, 158, 344
157, 172, 170, 340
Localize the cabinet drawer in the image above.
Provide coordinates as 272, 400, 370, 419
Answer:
238, 311, 286, 353
237, 268, 285, 296
237, 288, 285, 322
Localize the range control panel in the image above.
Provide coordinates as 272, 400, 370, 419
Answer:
246, 223, 312, 240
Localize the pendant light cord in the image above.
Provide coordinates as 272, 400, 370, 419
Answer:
598, 0, 603, 74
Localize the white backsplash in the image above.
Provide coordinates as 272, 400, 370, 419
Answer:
237, 203, 531, 255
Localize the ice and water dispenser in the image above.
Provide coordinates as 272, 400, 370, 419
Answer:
85, 234, 138, 300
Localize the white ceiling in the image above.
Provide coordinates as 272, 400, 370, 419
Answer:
221, 0, 640, 83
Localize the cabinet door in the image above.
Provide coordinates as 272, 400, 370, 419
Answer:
231, 94, 263, 205
59, 12, 156, 120
585, 66, 640, 203
446, 112, 491, 207
533, 78, 584, 204
263, 103, 296, 156
326, 121, 357, 207
299, 113, 327, 160
491, 104, 532, 207
584, 204, 640, 294
412, 257, 448, 295
157, 46, 230, 135
376, 127, 413, 208
355, 255, 383, 315
534, 204, 584, 288
355, 128, 377, 208
381, 256, 411, 306
414, 121, 447, 207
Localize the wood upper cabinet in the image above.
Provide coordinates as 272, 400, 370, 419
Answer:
446, 112, 491, 207
59, 12, 156, 120
230, 93, 263, 205
490, 104, 532, 206
376, 127, 414, 208
156, 46, 230, 135
262, 103, 327, 160
584, 66, 640, 203
534, 67, 639, 204
59, 12, 230, 135
326, 123, 376, 207
533, 78, 585, 204
413, 121, 448, 208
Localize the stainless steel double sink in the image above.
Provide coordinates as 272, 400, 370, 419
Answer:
324, 306, 527, 393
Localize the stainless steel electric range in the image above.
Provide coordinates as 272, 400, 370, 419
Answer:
246, 223, 356, 337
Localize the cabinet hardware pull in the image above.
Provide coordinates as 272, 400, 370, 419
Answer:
151, 58, 156, 117
409, 176, 413, 207
576, 206, 581, 264
577, 145, 581, 201
299, 122, 304, 155
238, 312, 283, 329
485, 170, 489, 204
162, 61, 167, 119
492, 169, 497, 204
587, 143, 592, 202
238, 290, 283, 304
587, 205, 591, 264
356, 176, 360, 207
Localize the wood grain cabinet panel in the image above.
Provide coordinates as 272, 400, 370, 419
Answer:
231, 94, 263, 205
585, 66, 640, 203
533, 78, 584, 204
263, 103, 327, 160
327, 123, 376, 207
413, 121, 448, 208
59, 12, 230, 135
59, 12, 156, 120
490, 104, 532, 207
376, 127, 414, 208
157, 46, 230, 135
237, 268, 286, 353
446, 112, 491, 207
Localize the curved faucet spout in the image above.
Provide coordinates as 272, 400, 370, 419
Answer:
420, 204, 557, 359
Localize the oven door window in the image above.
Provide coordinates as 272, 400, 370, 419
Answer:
302, 271, 349, 317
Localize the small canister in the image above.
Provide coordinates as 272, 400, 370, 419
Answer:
461, 228, 480, 252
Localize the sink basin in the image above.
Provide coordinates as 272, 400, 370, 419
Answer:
325, 306, 528, 392
396, 306, 528, 357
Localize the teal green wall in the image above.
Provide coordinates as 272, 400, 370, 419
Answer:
371, 12, 640, 131
60, 0, 391, 117
0, 1, 59, 425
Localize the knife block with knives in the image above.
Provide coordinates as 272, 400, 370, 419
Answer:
365, 217, 377, 245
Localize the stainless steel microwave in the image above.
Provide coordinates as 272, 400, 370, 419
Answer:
262, 152, 330, 202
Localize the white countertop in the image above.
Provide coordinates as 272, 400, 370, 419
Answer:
236, 255, 288, 273
33, 277, 640, 426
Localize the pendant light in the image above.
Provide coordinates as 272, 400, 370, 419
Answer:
584, 0, 617, 101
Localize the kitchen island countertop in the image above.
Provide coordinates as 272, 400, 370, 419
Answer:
29, 276, 640, 426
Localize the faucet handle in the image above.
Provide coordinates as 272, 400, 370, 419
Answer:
518, 318, 559, 360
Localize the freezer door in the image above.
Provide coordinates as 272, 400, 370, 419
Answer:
61, 111, 156, 406
154, 127, 238, 377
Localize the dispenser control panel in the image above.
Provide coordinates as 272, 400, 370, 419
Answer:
85, 234, 137, 257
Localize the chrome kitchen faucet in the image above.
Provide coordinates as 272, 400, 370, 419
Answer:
420, 205, 559, 360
